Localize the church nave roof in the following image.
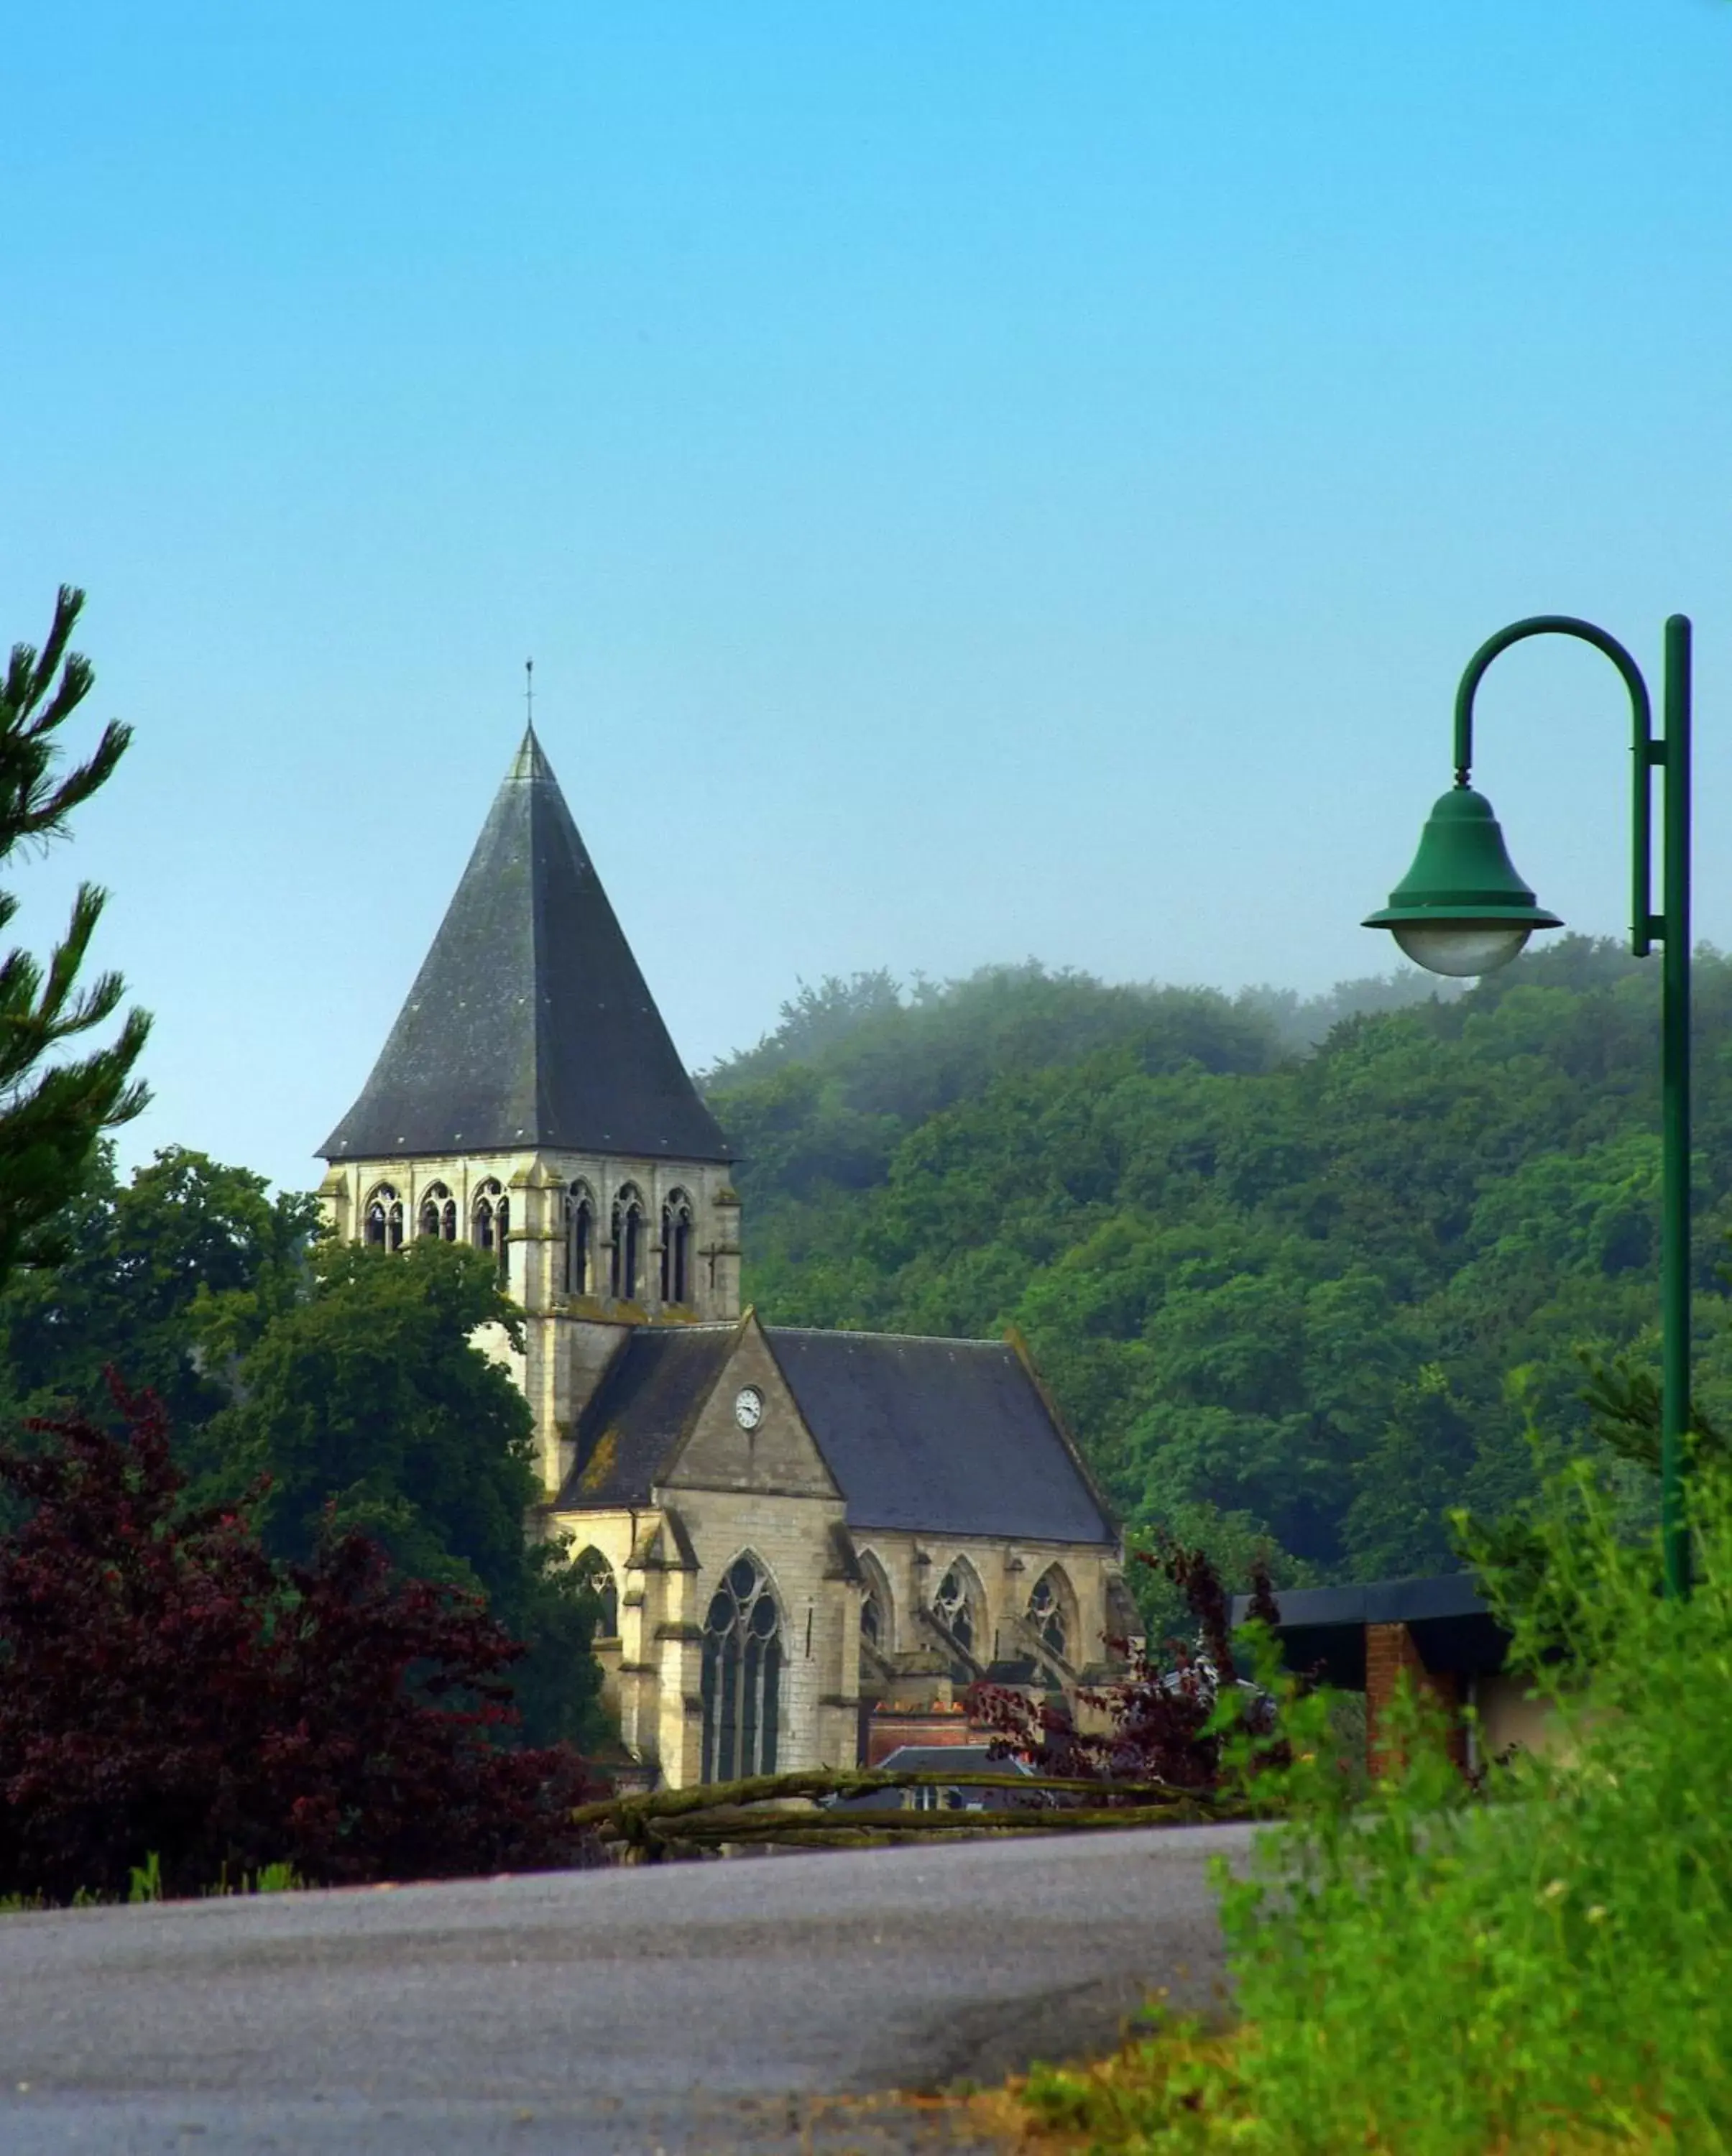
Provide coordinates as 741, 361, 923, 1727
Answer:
557, 1320, 1115, 1548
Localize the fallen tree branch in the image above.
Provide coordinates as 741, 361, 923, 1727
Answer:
570, 1763, 1212, 1832
638, 1802, 1218, 1845
572, 1762, 1246, 1861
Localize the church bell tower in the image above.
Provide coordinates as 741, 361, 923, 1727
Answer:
317, 724, 740, 1496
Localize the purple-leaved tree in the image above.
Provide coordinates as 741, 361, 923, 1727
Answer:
0, 1379, 599, 1901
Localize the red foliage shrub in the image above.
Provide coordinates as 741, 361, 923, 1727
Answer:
0, 1381, 600, 1900
970, 1534, 1284, 1798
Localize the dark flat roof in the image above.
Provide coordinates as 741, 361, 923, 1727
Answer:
1230, 1573, 1511, 1689
1230, 1574, 1492, 1631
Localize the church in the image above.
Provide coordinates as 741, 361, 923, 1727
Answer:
318, 727, 1131, 1787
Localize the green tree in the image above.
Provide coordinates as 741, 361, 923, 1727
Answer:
1343, 1364, 1477, 1578
0, 586, 149, 1286
207, 1238, 604, 1749
0, 1146, 320, 1436
212, 1238, 533, 1581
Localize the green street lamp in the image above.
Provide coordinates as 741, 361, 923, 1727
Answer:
1364, 614, 1695, 1599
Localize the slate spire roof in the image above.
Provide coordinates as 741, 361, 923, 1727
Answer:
321, 727, 731, 1164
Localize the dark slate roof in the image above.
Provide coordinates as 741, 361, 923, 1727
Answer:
321, 728, 730, 1163
558, 1327, 737, 1508
555, 1324, 1117, 1547
767, 1329, 1115, 1544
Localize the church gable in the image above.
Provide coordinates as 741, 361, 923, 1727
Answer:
662, 1313, 841, 1501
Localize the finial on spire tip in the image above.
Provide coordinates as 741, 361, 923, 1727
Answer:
524, 657, 535, 734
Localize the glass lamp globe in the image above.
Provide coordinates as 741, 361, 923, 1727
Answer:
1391, 921, 1532, 979
1366, 786, 1560, 981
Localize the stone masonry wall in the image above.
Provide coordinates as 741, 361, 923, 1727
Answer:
547, 1488, 854, 1787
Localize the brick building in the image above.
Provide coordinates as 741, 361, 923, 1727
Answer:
1230, 1573, 1565, 1775
318, 725, 1132, 1788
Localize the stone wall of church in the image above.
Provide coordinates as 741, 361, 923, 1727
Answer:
549, 1490, 858, 1789
556, 1504, 1130, 1789
550, 1320, 863, 1788
538, 1507, 648, 1754
665, 1487, 858, 1782
852, 1529, 1128, 1688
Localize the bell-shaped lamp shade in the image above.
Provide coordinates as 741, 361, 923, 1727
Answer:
1363, 786, 1562, 980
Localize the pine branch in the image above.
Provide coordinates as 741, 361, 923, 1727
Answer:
0, 589, 151, 1284
1578, 1349, 1726, 1473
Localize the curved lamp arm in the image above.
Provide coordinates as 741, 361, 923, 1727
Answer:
1452, 614, 1655, 957
1450, 610, 1693, 1601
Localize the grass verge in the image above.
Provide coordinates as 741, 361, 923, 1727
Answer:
969, 1460, 1732, 2154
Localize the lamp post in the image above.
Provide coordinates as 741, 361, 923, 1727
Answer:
1363, 614, 1694, 1600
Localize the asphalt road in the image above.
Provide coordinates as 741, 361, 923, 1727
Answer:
0, 1820, 1260, 2155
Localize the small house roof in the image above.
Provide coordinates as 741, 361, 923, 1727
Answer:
834, 1744, 1032, 1811
867, 1744, 1026, 1775
1228, 1572, 1511, 1691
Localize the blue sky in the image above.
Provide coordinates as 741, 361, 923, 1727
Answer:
1, 1, 1728, 1192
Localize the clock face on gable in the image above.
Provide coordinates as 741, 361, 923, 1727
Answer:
733, 1385, 765, 1431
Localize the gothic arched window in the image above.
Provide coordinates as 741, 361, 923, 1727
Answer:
364, 1185, 404, 1251
1027, 1565, 1074, 1662
700, 1553, 783, 1784
472, 1178, 508, 1276
572, 1547, 619, 1638
418, 1182, 457, 1241
858, 1549, 895, 1657
932, 1562, 982, 1655
660, 1189, 694, 1304
610, 1184, 644, 1301
564, 1183, 595, 1296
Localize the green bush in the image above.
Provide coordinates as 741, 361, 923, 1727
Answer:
1021, 1462, 1732, 2152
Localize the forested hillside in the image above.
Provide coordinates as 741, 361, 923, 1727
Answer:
705, 944, 1732, 1593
